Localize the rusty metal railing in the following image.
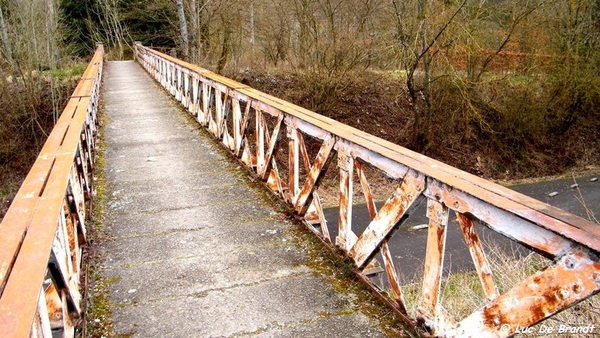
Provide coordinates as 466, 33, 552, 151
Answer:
134, 43, 599, 337
0, 45, 103, 337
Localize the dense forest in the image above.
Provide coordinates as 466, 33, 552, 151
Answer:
1, 0, 599, 216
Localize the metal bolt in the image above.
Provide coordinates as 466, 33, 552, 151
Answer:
572, 283, 582, 295
558, 287, 569, 300
564, 257, 575, 269
593, 272, 600, 286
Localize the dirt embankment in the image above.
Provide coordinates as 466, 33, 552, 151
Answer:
239, 69, 600, 182
0, 75, 78, 219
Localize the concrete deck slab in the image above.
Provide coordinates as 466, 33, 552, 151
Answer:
101, 61, 393, 337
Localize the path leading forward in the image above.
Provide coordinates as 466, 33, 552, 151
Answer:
101, 61, 390, 337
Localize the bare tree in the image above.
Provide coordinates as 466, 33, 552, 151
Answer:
188, 0, 198, 61
174, 0, 189, 58
450, 0, 541, 141
83, 0, 130, 60
0, 6, 14, 67
392, 0, 466, 150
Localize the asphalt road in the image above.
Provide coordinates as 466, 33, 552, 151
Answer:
323, 174, 599, 282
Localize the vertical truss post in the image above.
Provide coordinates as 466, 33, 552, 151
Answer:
288, 126, 300, 204
336, 153, 355, 252
418, 199, 450, 334
256, 110, 265, 174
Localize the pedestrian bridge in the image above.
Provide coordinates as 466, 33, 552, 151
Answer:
1, 44, 599, 337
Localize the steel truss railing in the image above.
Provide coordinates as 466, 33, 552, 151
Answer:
0, 45, 103, 337
134, 44, 599, 337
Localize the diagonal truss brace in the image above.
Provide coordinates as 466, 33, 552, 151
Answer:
349, 170, 426, 268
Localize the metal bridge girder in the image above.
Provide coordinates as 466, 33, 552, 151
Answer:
134, 44, 600, 337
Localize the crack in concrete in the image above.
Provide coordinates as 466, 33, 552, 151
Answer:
116, 271, 313, 306
230, 309, 363, 338
117, 241, 301, 269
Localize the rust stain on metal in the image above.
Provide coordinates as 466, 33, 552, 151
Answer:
356, 160, 377, 219
381, 240, 408, 315
349, 170, 425, 268
457, 213, 499, 301
293, 135, 335, 215
418, 199, 449, 329
309, 191, 330, 243
450, 249, 600, 337
44, 283, 63, 329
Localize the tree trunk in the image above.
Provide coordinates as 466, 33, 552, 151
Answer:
175, 0, 189, 59
410, 0, 431, 151
188, 0, 198, 62
250, 1, 255, 47
0, 6, 14, 67
216, 28, 231, 73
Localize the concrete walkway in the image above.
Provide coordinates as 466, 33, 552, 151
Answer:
101, 61, 391, 337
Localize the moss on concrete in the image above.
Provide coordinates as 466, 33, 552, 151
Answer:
82, 104, 119, 337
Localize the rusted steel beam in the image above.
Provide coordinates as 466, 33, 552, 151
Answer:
337, 153, 355, 252
259, 114, 284, 181
237, 100, 252, 158
232, 100, 242, 153
293, 135, 335, 215
349, 170, 425, 268
36, 287, 53, 337
312, 191, 330, 243
0, 98, 83, 293
356, 160, 377, 219
457, 213, 499, 301
0, 45, 102, 337
448, 248, 600, 337
417, 199, 451, 334
287, 126, 300, 204
381, 240, 408, 315
134, 44, 600, 338
200, 83, 210, 126
425, 181, 575, 258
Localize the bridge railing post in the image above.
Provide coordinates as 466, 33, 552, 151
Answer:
133, 41, 141, 61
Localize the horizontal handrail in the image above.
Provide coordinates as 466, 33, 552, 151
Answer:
135, 44, 599, 337
0, 45, 103, 337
